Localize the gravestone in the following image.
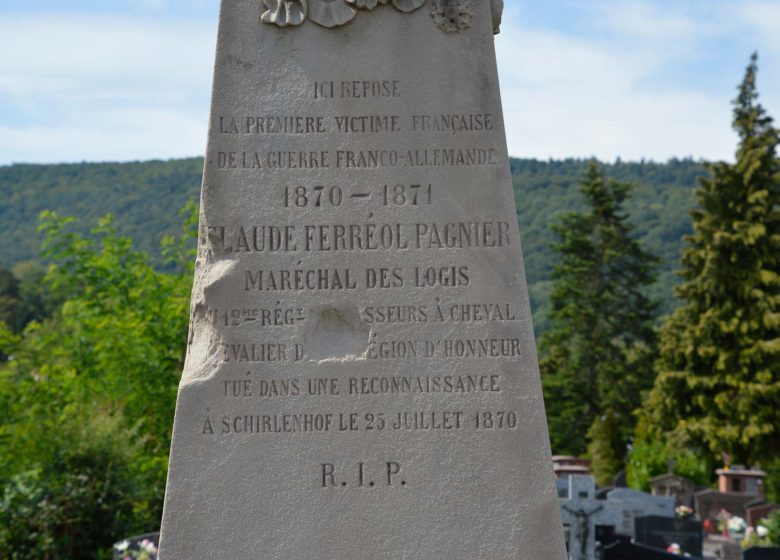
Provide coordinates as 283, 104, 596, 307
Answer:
635, 515, 703, 558
696, 489, 755, 522
703, 535, 742, 560
606, 487, 675, 538
558, 477, 571, 498
158, 1, 567, 559
746, 499, 778, 528
559, 475, 621, 560
743, 547, 780, 560
649, 472, 697, 507
604, 540, 702, 560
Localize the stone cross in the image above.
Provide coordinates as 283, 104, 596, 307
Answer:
158, 2, 567, 559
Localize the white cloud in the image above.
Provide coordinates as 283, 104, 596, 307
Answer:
0, 14, 215, 164
0, 16, 214, 91
0, 110, 206, 163
739, 1, 780, 56
0, 3, 777, 164
495, 4, 739, 161
596, 0, 703, 41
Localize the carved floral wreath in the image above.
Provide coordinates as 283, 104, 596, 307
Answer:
261, 0, 503, 34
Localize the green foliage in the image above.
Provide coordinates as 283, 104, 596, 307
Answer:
0, 159, 203, 269
12, 261, 54, 325
0, 414, 142, 560
637, 54, 780, 488
762, 510, 780, 546
513, 158, 703, 332
626, 440, 711, 491
0, 205, 195, 557
764, 459, 780, 503
0, 268, 26, 334
741, 509, 780, 548
540, 163, 659, 484
0, 260, 61, 347
586, 415, 626, 486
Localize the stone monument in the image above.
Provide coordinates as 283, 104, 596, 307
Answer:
158, 1, 566, 559
606, 487, 675, 538
634, 516, 703, 558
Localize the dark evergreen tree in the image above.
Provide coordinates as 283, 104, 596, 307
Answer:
637, 54, 780, 488
540, 163, 659, 484
0, 267, 26, 334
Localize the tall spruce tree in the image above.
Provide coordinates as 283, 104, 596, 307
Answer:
637, 54, 780, 478
541, 163, 658, 484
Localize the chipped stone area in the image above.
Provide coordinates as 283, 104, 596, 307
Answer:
302, 305, 370, 361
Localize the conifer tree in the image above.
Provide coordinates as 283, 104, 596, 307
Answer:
637, 54, 780, 476
541, 163, 658, 484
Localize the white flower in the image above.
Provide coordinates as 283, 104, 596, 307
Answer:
115, 540, 130, 552
675, 505, 693, 518
757, 525, 769, 538
728, 516, 747, 532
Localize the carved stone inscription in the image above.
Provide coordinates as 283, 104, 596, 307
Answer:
159, 3, 566, 559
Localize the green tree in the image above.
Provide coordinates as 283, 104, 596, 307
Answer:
0, 261, 57, 347
626, 440, 710, 491
540, 163, 659, 484
637, 54, 780, 496
0, 203, 196, 558
12, 260, 55, 325
0, 268, 26, 335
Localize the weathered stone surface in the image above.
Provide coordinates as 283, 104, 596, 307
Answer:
606, 487, 675, 538
158, 2, 566, 559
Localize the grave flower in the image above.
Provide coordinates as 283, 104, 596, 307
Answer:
717, 508, 732, 535
113, 538, 158, 560
741, 526, 767, 549
675, 505, 693, 519
140, 538, 158, 555
728, 515, 747, 537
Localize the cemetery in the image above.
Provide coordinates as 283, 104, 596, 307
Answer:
552, 459, 780, 560
112, 463, 779, 559
0, 1, 779, 560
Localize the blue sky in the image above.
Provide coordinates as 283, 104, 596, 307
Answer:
0, 0, 778, 164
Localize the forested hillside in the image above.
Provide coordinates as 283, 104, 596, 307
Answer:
511, 158, 706, 329
0, 157, 707, 329
0, 159, 203, 266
